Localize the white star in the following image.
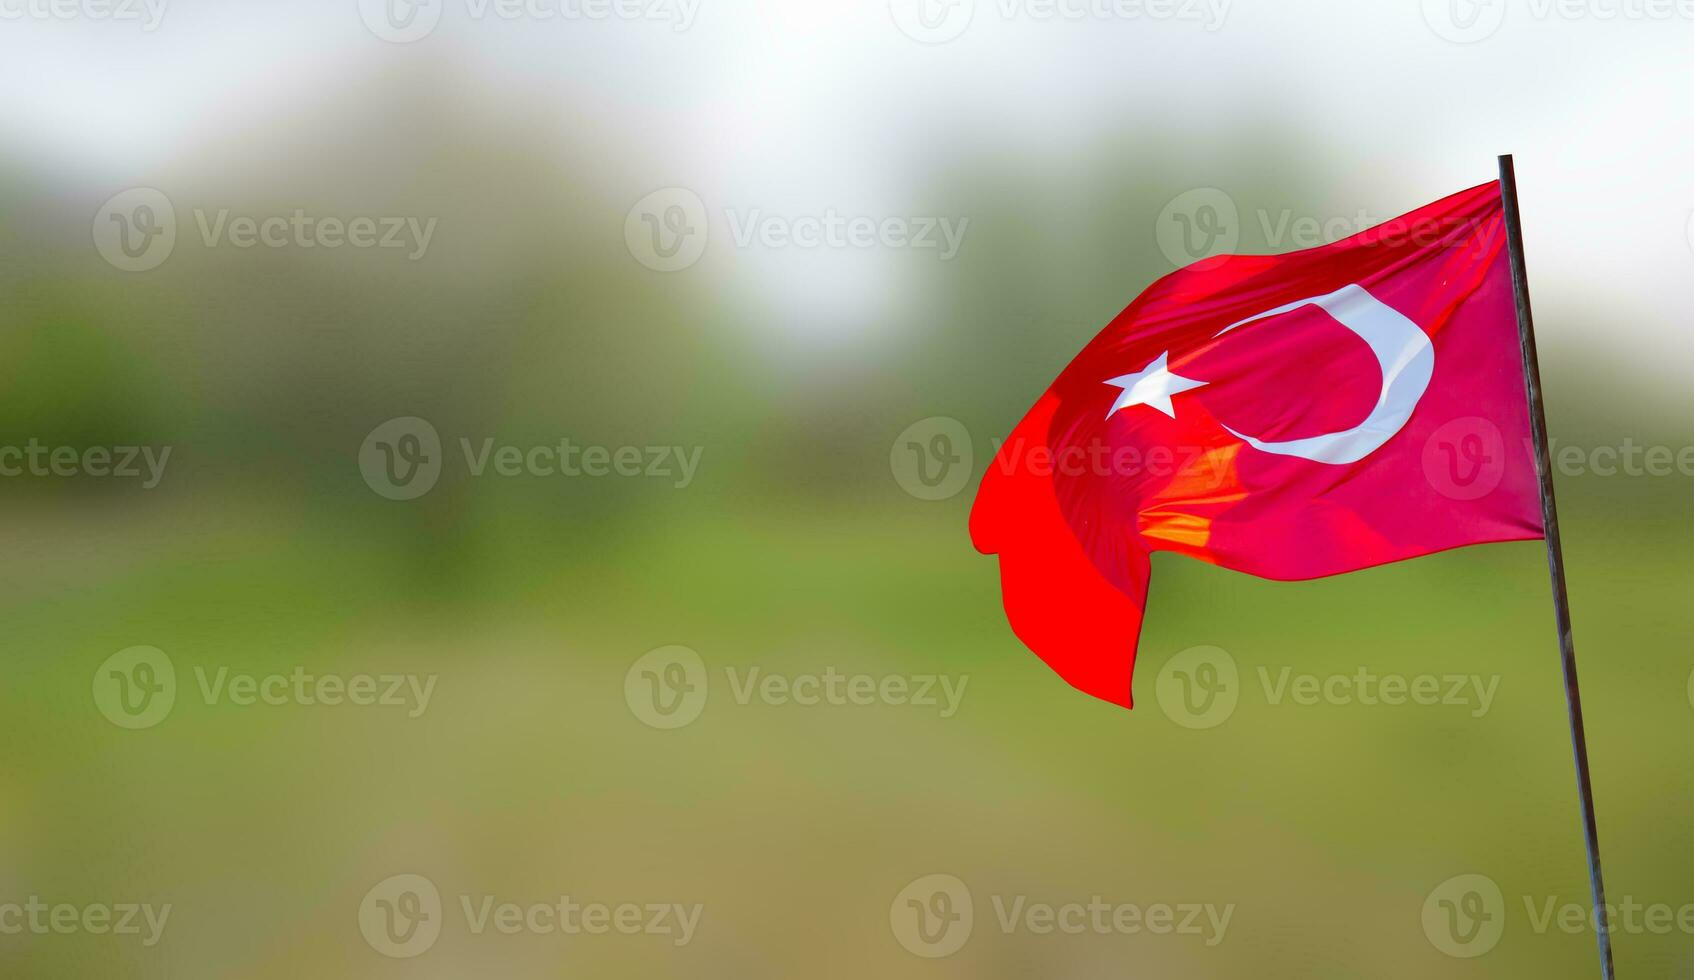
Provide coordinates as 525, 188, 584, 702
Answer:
1104, 351, 1208, 420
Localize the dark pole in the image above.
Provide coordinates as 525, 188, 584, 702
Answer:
1497, 154, 1615, 979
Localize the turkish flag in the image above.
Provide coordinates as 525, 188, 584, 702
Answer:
970, 180, 1544, 707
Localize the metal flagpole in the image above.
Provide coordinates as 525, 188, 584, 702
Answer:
1496, 153, 1616, 979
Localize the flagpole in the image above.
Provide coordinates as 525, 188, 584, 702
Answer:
1496, 154, 1615, 980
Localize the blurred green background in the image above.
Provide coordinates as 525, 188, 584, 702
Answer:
3, 4, 1694, 977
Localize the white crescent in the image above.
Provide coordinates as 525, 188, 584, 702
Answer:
1215, 283, 1434, 465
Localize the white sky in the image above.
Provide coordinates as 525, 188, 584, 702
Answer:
3, 0, 1691, 383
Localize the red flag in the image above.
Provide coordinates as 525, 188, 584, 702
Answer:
970, 180, 1544, 708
